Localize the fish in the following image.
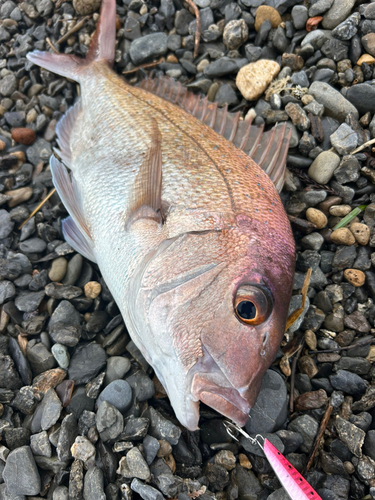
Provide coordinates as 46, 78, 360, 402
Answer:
26, 0, 295, 431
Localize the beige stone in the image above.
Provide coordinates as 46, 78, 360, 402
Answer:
84, 281, 102, 299
236, 60, 280, 101
49, 257, 68, 282
4, 186, 33, 208
329, 205, 351, 217
306, 208, 327, 229
73, 0, 101, 15
305, 330, 317, 350
350, 222, 370, 245
344, 269, 365, 287
157, 439, 172, 458
330, 227, 356, 246
26, 108, 37, 123
0, 140, 5, 151
254, 6, 281, 31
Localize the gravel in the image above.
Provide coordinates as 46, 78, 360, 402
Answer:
0, 0, 375, 499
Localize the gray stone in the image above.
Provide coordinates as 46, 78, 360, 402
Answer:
334, 416, 365, 458
330, 370, 367, 396
68, 342, 107, 385
26, 138, 52, 166
0, 74, 16, 97
309, 0, 334, 17
301, 233, 324, 251
309, 81, 358, 121
330, 123, 358, 155
334, 155, 360, 184
332, 12, 360, 40
0, 210, 14, 239
129, 33, 168, 65
57, 413, 78, 461
105, 356, 131, 385
291, 5, 308, 30
52, 343, 70, 369
308, 150, 340, 184
3, 446, 41, 496
245, 370, 288, 434
40, 388, 62, 431
0, 280, 16, 305
143, 435, 160, 465
126, 370, 155, 402
346, 83, 375, 115
30, 431, 51, 457
131, 478, 164, 500
322, 0, 356, 30
83, 467, 106, 500
96, 401, 124, 442
204, 57, 238, 77
214, 84, 239, 107
125, 447, 151, 480
145, 407, 181, 445
288, 415, 319, 453
97, 380, 133, 413
15, 290, 45, 312
53, 486, 69, 500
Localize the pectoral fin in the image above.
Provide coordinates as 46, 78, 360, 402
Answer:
126, 120, 163, 230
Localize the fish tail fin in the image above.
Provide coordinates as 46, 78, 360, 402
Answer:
26, 0, 116, 81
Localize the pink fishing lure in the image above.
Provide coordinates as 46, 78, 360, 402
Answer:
263, 438, 322, 500
224, 422, 322, 500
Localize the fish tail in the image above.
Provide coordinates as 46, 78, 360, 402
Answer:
26, 0, 116, 82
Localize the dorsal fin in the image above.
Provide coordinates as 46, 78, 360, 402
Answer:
138, 76, 291, 193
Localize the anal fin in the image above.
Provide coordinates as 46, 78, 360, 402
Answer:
62, 217, 96, 263
50, 155, 95, 261
55, 100, 82, 168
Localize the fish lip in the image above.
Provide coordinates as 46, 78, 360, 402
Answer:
188, 347, 251, 426
191, 373, 250, 426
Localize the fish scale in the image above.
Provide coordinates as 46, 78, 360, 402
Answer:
26, 0, 296, 430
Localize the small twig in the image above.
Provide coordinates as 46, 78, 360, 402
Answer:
18, 188, 56, 230
56, 16, 90, 45
309, 337, 375, 355
46, 37, 60, 54
184, 0, 201, 58
122, 57, 165, 75
289, 341, 304, 414
351, 137, 375, 155
305, 403, 333, 473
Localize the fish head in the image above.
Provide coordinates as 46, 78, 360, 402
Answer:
128, 216, 295, 431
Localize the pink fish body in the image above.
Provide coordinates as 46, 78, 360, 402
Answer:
26, 0, 295, 430
263, 439, 322, 500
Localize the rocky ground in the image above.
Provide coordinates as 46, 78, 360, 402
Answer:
1, 0, 375, 499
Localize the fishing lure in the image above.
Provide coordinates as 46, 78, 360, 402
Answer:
224, 422, 322, 500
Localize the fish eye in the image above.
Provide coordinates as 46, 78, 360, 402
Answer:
234, 285, 273, 325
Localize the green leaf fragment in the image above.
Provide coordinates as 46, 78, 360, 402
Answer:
333, 205, 368, 231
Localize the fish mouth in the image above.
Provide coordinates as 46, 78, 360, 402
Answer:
189, 348, 251, 426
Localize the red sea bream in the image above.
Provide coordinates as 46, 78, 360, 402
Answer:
27, 0, 295, 430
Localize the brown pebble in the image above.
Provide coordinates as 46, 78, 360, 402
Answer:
0, 140, 6, 151
32, 368, 66, 396
281, 53, 304, 71
298, 355, 318, 378
84, 312, 91, 322
366, 345, 375, 361
10, 151, 26, 163
4, 187, 33, 208
0, 403, 3, 417
165, 454, 176, 473
55, 379, 75, 407
316, 353, 341, 363
344, 269, 365, 287
330, 228, 356, 246
306, 208, 327, 229
239, 453, 252, 469
344, 461, 355, 474
316, 196, 343, 216
157, 439, 172, 458
84, 281, 102, 299
350, 222, 370, 245
254, 6, 281, 31
166, 54, 178, 64
295, 389, 328, 411
305, 330, 317, 350
306, 16, 323, 32
11, 127, 36, 145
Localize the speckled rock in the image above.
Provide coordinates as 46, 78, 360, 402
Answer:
236, 60, 280, 101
